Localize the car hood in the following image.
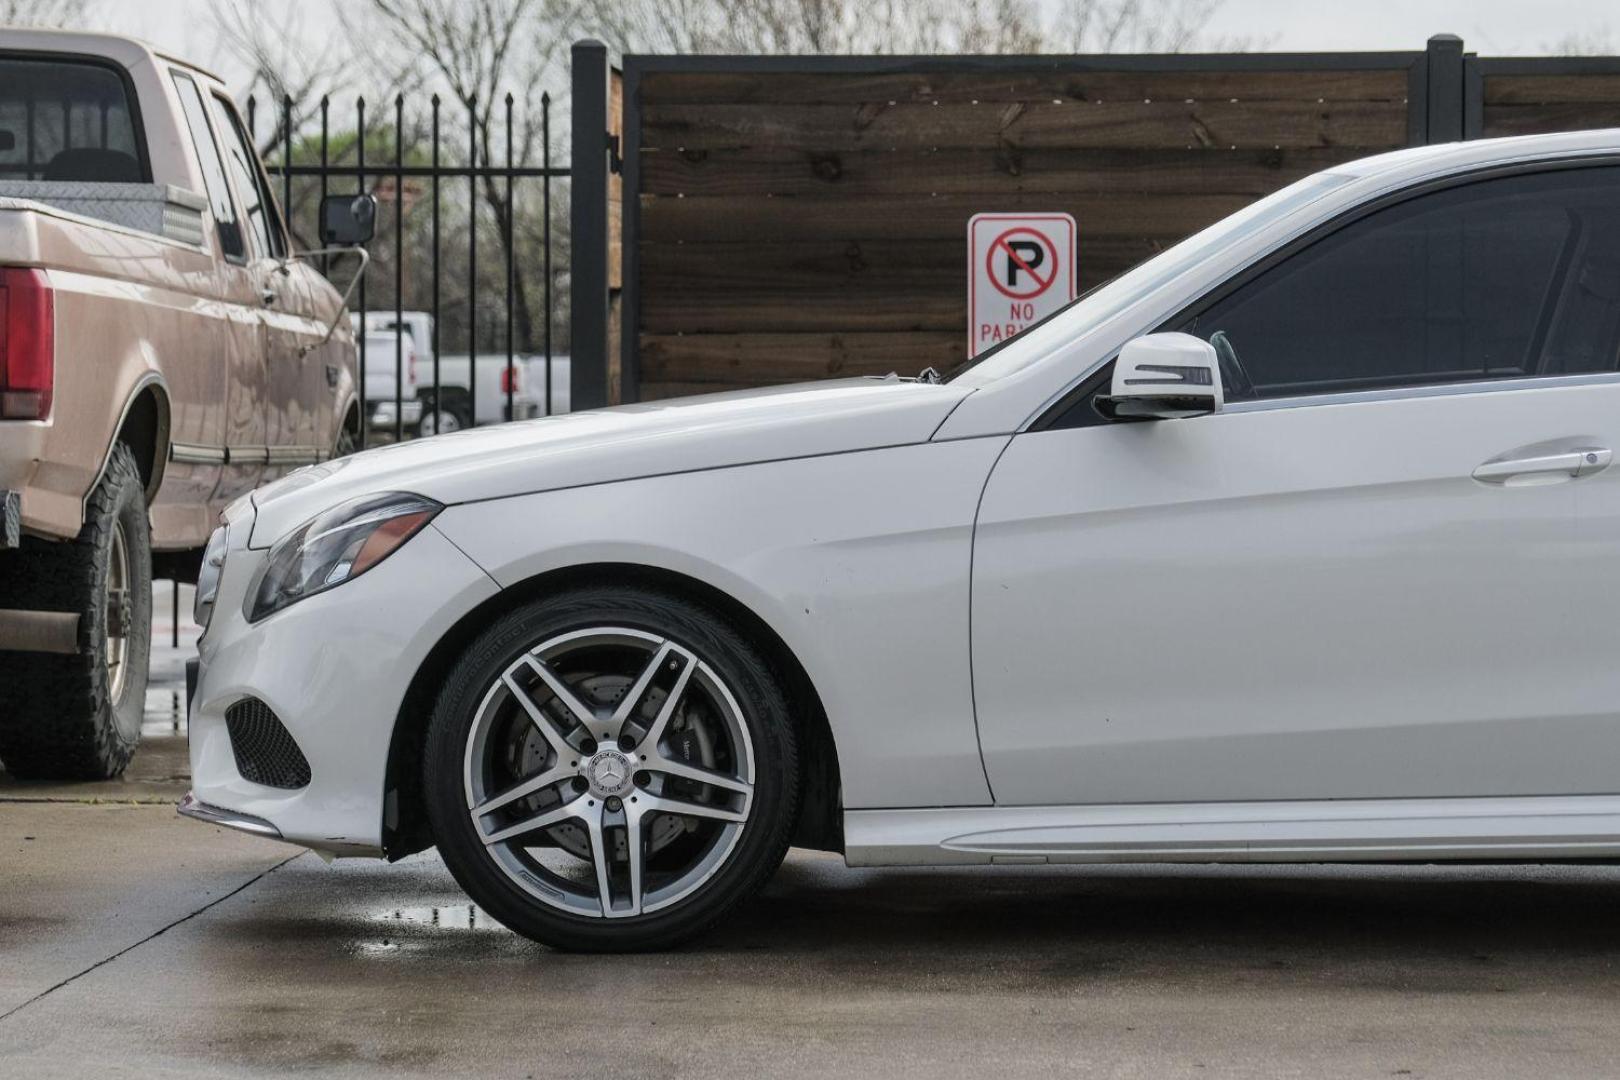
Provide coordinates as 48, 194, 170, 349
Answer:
247, 377, 972, 547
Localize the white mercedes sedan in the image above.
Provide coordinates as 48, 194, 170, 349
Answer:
183, 129, 1620, 951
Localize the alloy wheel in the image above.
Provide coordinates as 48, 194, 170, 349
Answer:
462, 627, 756, 919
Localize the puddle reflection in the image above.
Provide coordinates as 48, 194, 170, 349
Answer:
357, 905, 507, 955
373, 904, 501, 932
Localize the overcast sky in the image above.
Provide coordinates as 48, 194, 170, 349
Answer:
106, 0, 1617, 91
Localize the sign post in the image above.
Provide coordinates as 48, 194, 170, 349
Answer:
968, 213, 1077, 359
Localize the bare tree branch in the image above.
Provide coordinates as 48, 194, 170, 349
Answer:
0, 0, 98, 25
345, 0, 573, 352
210, 0, 360, 156
588, 0, 1228, 55
1546, 25, 1614, 56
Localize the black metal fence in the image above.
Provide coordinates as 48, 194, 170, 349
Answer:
247, 90, 571, 448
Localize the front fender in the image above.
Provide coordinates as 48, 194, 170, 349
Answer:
431, 437, 1008, 811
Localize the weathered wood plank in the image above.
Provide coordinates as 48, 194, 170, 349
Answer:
640, 288, 962, 334
609, 68, 624, 291
639, 145, 1355, 198
639, 192, 1244, 243
640, 380, 772, 401
641, 239, 963, 290
641, 331, 965, 383
1483, 74, 1620, 105
640, 100, 1409, 152
639, 69, 1409, 106
638, 233, 1170, 332
1480, 103, 1620, 137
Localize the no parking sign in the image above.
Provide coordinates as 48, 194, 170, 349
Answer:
968, 213, 1077, 358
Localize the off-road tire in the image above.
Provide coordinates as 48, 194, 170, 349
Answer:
334, 417, 359, 458
0, 442, 151, 779
425, 584, 799, 952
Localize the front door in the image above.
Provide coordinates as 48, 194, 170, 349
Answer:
971, 164, 1620, 806
207, 92, 327, 477
170, 70, 264, 503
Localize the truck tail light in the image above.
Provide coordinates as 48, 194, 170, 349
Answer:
0, 268, 54, 421
499, 363, 521, 395
407, 345, 417, 387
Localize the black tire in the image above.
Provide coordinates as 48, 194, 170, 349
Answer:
416, 390, 471, 437
424, 584, 799, 952
333, 413, 359, 458
0, 442, 151, 779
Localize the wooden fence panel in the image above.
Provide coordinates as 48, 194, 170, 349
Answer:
1478, 71, 1620, 137
629, 60, 1419, 401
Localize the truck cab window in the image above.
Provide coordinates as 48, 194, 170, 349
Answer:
170, 72, 244, 261
0, 57, 147, 182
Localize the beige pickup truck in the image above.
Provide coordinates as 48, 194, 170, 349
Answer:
0, 31, 371, 779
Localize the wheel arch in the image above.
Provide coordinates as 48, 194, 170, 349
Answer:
92, 374, 170, 506
338, 395, 361, 445
381, 561, 843, 861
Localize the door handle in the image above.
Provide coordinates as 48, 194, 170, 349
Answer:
1473, 447, 1611, 484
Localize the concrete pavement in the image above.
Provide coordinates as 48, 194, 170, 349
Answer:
3, 594, 1620, 1077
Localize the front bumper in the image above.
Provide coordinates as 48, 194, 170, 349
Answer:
177, 792, 283, 839
183, 503, 499, 857
368, 398, 423, 430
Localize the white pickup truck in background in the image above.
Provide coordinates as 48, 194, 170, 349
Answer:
353, 310, 569, 436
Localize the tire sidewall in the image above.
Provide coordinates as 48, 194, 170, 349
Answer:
90, 445, 151, 752
424, 586, 798, 951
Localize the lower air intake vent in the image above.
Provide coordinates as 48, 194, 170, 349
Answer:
224, 698, 312, 789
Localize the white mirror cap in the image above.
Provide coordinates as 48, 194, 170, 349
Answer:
1111, 332, 1223, 412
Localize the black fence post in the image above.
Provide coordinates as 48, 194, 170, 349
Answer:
1425, 34, 1465, 144
571, 39, 612, 411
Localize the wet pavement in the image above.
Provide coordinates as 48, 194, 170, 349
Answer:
3, 592, 1620, 1077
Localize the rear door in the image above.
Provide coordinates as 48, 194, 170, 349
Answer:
971, 163, 1620, 807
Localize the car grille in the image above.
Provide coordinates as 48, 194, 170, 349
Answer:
224, 698, 312, 790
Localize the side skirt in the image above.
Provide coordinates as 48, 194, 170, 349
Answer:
844, 795, 1620, 867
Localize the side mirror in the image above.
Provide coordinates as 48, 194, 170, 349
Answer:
1095, 332, 1223, 421
319, 193, 377, 246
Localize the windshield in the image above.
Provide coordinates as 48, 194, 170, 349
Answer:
947, 172, 1354, 385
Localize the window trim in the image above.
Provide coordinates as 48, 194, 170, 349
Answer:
208, 90, 288, 260
1031, 156, 1620, 430
1222, 369, 1620, 415
170, 69, 248, 265
0, 49, 153, 183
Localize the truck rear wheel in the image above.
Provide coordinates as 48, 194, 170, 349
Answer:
418, 389, 472, 437
0, 443, 151, 780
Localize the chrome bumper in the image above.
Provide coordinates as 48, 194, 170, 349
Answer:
177, 792, 284, 840
368, 399, 423, 429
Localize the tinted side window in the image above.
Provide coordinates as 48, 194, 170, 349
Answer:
0, 58, 146, 181
1188, 167, 1620, 400
209, 93, 284, 259
171, 72, 243, 261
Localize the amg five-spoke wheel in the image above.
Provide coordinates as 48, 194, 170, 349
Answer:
426, 586, 797, 951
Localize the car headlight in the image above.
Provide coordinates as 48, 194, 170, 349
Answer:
193, 523, 229, 630
246, 492, 441, 623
